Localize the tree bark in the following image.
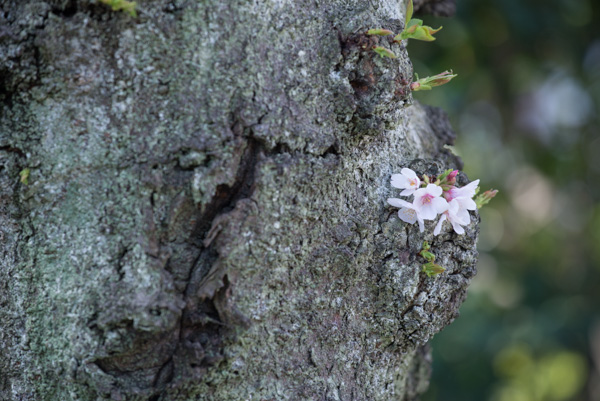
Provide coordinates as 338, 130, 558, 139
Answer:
0, 0, 477, 400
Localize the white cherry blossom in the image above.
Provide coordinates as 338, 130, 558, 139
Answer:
412, 184, 448, 220
387, 198, 425, 232
434, 199, 471, 235
387, 170, 488, 236
391, 168, 421, 196
445, 179, 480, 211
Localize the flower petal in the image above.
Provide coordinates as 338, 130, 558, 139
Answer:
432, 196, 449, 213
466, 179, 480, 190
434, 214, 447, 236
401, 168, 417, 179
458, 196, 477, 211
451, 221, 465, 235
454, 208, 470, 225
391, 174, 410, 189
426, 183, 443, 197
400, 188, 416, 196
388, 198, 413, 208
419, 204, 437, 220
398, 208, 418, 224
457, 179, 480, 198
447, 198, 460, 213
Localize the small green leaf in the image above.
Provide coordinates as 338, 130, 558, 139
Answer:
20, 168, 30, 185
421, 251, 435, 262
405, 0, 414, 27
411, 70, 457, 91
415, 25, 442, 41
436, 169, 454, 183
372, 46, 397, 59
423, 262, 445, 277
419, 242, 435, 262
407, 19, 423, 28
398, 24, 442, 41
395, 23, 417, 41
367, 28, 394, 36
99, 0, 137, 17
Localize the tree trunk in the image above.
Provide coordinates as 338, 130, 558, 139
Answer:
0, 0, 476, 400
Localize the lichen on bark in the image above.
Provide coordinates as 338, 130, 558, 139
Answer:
0, 0, 477, 400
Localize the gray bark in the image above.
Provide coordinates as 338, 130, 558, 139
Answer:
0, 0, 477, 400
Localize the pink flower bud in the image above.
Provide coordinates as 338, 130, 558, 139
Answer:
483, 189, 498, 200
446, 170, 458, 185
474, 189, 499, 208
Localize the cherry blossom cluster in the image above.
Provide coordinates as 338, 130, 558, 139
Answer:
387, 168, 496, 235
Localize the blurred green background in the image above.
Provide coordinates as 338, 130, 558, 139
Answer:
410, 0, 600, 400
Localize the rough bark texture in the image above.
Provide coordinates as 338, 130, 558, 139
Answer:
0, 0, 477, 400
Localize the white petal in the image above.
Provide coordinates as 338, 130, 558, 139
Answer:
417, 216, 425, 232
426, 183, 443, 197
451, 221, 465, 235
456, 180, 480, 198
458, 196, 477, 211
401, 168, 417, 179
391, 174, 410, 189
432, 197, 449, 213
448, 199, 460, 213
388, 198, 413, 208
400, 188, 416, 196
419, 204, 437, 220
434, 214, 447, 236
454, 208, 470, 225
413, 187, 427, 199
398, 208, 418, 224
466, 179, 480, 190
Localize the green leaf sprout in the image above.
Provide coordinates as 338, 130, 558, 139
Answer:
99, 0, 137, 17
422, 262, 445, 277
366, 29, 394, 36
395, 0, 442, 42
372, 46, 397, 59
419, 241, 445, 277
19, 168, 30, 185
410, 71, 458, 91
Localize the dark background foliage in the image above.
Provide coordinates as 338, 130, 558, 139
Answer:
411, 0, 600, 400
